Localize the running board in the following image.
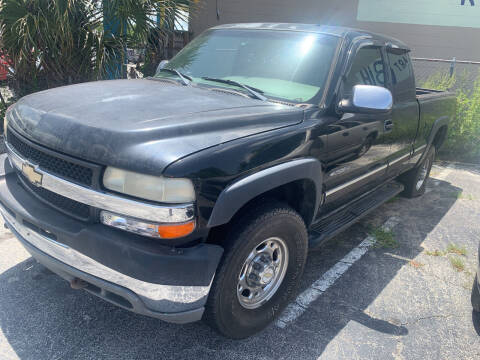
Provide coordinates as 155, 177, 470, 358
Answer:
308, 182, 404, 249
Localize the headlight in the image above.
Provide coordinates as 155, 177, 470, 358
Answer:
103, 167, 195, 203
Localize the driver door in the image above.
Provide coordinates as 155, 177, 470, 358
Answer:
323, 44, 392, 209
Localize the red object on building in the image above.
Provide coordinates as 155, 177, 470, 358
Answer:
0, 56, 11, 81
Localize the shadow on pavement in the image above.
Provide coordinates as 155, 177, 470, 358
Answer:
0, 179, 462, 359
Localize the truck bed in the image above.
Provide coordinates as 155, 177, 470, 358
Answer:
416, 87, 452, 97
416, 87, 456, 145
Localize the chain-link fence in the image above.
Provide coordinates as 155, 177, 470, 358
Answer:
412, 57, 480, 91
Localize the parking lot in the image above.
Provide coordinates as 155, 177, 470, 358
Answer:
1, 162, 479, 360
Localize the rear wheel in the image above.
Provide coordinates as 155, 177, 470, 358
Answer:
399, 145, 435, 198
204, 202, 308, 339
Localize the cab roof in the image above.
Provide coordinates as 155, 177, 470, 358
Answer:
211, 23, 410, 51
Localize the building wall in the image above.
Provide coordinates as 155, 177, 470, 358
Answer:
190, 0, 480, 60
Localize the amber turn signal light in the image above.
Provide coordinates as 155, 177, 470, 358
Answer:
156, 221, 196, 239
100, 211, 195, 239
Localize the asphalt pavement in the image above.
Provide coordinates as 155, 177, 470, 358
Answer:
1, 162, 479, 359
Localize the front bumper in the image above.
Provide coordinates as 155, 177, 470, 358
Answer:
0, 156, 223, 323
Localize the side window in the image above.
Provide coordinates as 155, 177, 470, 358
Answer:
344, 47, 386, 95
388, 51, 416, 102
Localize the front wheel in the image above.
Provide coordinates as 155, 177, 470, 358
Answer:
204, 202, 308, 339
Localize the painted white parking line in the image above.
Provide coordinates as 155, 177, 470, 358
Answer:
276, 216, 400, 328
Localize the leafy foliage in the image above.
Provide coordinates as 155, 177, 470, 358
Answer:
421, 71, 480, 162
421, 71, 456, 91
0, 0, 193, 96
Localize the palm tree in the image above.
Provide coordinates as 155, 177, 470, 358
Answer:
0, 0, 195, 95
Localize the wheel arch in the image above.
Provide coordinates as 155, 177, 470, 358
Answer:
432, 125, 448, 149
426, 116, 449, 149
207, 158, 323, 228
416, 116, 449, 166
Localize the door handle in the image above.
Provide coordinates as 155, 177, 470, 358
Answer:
384, 120, 394, 132
342, 132, 349, 137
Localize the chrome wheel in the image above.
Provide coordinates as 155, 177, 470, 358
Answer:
237, 237, 289, 309
416, 157, 431, 190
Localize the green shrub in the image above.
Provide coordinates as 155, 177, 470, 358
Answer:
421, 72, 456, 91
421, 71, 480, 162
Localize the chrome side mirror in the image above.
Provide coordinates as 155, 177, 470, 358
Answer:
156, 60, 169, 74
339, 85, 393, 114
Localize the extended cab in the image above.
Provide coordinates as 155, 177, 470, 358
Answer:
0, 24, 455, 338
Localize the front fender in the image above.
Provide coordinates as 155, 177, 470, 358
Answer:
207, 158, 323, 227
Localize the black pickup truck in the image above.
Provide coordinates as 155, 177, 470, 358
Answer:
1, 24, 455, 338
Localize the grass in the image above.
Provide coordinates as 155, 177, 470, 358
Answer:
424, 243, 469, 272
449, 256, 465, 272
371, 227, 398, 249
425, 243, 467, 257
425, 249, 445, 257
446, 243, 468, 256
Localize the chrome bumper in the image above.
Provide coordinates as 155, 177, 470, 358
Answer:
0, 202, 213, 323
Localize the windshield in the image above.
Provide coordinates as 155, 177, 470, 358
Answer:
155, 29, 340, 103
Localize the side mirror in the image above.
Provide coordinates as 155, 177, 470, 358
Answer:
338, 85, 393, 114
156, 60, 169, 74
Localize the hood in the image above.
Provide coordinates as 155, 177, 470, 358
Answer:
8, 79, 304, 175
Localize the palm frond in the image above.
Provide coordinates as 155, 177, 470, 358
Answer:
0, 0, 197, 95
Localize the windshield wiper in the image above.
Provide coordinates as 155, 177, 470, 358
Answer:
158, 68, 192, 86
201, 77, 267, 101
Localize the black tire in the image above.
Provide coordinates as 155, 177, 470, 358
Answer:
472, 275, 480, 313
204, 202, 308, 339
399, 145, 435, 198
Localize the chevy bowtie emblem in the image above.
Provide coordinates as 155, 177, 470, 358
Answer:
22, 163, 43, 187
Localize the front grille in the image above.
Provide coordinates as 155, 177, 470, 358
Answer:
19, 174, 91, 221
7, 130, 93, 186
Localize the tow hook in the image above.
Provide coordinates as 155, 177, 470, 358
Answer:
70, 278, 88, 290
